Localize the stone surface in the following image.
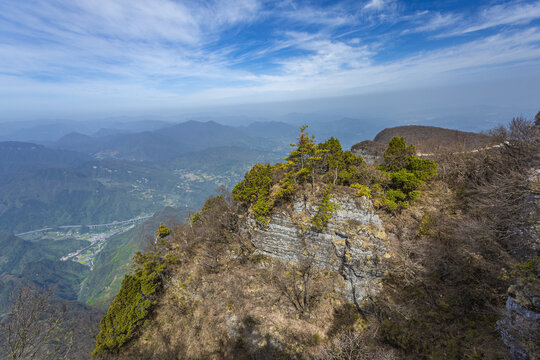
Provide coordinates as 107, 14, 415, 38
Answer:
498, 282, 540, 360
498, 166, 540, 360
243, 192, 387, 308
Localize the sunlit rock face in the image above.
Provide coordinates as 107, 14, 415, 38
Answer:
243, 192, 387, 308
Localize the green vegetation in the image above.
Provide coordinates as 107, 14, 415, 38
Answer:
91, 118, 539, 360
512, 256, 540, 282
93, 226, 174, 357
155, 222, 171, 239
0, 234, 91, 312
79, 207, 188, 310
232, 164, 273, 223
381, 136, 416, 171
311, 186, 338, 231
233, 129, 438, 222
350, 183, 371, 198
378, 136, 438, 211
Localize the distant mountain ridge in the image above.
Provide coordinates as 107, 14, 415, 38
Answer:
54, 120, 279, 161
0, 119, 174, 144
352, 124, 498, 159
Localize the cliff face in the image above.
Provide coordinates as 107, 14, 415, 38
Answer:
244, 191, 387, 308
498, 167, 540, 360
499, 282, 540, 360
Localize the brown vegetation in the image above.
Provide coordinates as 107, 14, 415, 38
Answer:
95, 117, 539, 360
371, 117, 539, 359
352, 125, 499, 160
0, 286, 77, 360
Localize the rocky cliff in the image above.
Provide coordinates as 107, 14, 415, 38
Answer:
498, 167, 540, 360
245, 191, 387, 309
93, 119, 540, 360
498, 281, 540, 360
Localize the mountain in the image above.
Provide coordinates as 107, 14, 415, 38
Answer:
92, 120, 539, 360
53, 132, 94, 152
0, 141, 88, 174
53, 120, 279, 161
0, 119, 174, 144
0, 167, 156, 233
153, 120, 277, 151
0, 233, 90, 311
0, 234, 89, 276
0, 143, 282, 234
168, 146, 282, 173
372, 125, 497, 153
352, 124, 499, 161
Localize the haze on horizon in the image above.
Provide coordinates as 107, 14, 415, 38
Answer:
1, 0, 539, 128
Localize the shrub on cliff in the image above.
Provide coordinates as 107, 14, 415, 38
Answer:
379, 137, 437, 210
93, 227, 173, 357
233, 163, 274, 223
312, 186, 339, 231
318, 137, 369, 186
382, 136, 416, 172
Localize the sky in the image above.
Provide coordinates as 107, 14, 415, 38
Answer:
1, 0, 539, 125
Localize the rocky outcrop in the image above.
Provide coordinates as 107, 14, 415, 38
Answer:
498, 167, 540, 359
498, 280, 540, 360
243, 192, 387, 308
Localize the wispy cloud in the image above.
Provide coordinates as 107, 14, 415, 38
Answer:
1, 0, 540, 119
440, 1, 540, 36
403, 12, 462, 34
363, 0, 387, 11
464, 1, 540, 32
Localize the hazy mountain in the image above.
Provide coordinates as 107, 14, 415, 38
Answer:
238, 121, 298, 143
0, 141, 88, 174
0, 167, 157, 233
0, 119, 174, 144
54, 120, 279, 161
91, 128, 130, 137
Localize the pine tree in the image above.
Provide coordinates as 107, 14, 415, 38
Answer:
286, 125, 325, 189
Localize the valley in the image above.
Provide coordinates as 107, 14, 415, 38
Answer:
0, 120, 287, 317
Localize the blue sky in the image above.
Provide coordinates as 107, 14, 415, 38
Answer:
1, 0, 540, 123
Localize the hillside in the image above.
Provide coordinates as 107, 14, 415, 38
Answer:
79, 206, 190, 309
352, 124, 498, 161
93, 119, 539, 359
0, 143, 282, 234
0, 141, 88, 174
0, 233, 90, 311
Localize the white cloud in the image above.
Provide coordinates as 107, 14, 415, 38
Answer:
175, 27, 540, 105
405, 12, 461, 34
465, 1, 540, 32
363, 0, 387, 11
441, 1, 540, 36
1, 0, 540, 119
277, 34, 372, 76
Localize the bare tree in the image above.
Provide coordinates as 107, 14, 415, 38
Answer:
270, 258, 332, 315
0, 286, 73, 360
316, 331, 396, 360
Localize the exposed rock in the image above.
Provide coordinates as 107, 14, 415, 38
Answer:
243, 192, 387, 309
498, 167, 540, 359
498, 280, 540, 360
